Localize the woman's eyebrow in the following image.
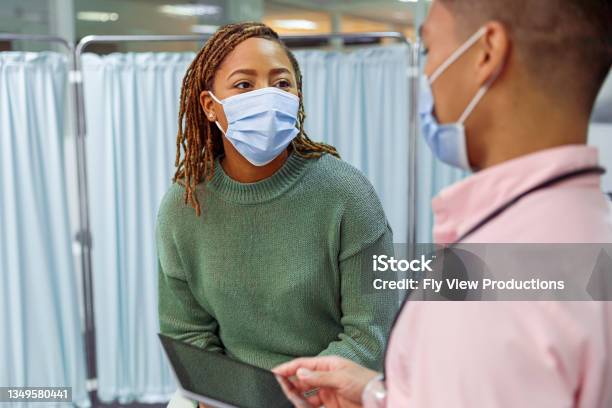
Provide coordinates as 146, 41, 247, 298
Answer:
269, 67, 291, 76
227, 68, 257, 80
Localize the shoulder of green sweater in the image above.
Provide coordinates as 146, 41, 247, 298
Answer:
156, 181, 196, 236
309, 154, 392, 259
307, 153, 381, 203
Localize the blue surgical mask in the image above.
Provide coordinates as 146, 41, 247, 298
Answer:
419, 27, 497, 170
209, 87, 300, 166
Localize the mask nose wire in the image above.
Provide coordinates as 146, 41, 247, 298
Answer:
429, 26, 487, 84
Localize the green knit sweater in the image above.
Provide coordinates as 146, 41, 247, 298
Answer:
157, 151, 396, 373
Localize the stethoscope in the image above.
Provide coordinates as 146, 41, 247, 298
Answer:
381, 165, 606, 378
455, 165, 606, 242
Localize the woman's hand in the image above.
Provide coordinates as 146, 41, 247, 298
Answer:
273, 356, 380, 408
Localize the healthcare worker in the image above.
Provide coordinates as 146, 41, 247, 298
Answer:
274, 0, 612, 406
156, 22, 397, 407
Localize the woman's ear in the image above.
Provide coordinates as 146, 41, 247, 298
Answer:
200, 91, 216, 122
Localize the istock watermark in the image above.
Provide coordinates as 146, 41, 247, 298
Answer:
364, 244, 612, 301
372, 254, 435, 272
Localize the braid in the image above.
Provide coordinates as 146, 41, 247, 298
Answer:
174, 21, 339, 216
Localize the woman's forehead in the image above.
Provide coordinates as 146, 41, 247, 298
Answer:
216, 37, 294, 75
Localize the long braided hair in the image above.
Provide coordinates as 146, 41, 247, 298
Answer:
174, 22, 339, 216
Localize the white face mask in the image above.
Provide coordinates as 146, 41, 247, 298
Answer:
209, 87, 300, 167
419, 27, 500, 170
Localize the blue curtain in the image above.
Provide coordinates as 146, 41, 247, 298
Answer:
81, 53, 191, 403
295, 45, 411, 243
0, 52, 89, 407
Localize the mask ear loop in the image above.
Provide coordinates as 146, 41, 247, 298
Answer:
458, 60, 505, 124
208, 91, 222, 105
214, 121, 226, 136
458, 85, 489, 124
207, 91, 227, 135
429, 26, 488, 84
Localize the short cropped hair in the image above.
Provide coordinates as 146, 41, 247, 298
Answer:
440, 0, 612, 106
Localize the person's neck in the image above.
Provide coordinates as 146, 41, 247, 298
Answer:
473, 94, 590, 170
220, 149, 289, 183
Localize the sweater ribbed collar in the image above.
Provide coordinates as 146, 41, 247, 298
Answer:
207, 151, 311, 204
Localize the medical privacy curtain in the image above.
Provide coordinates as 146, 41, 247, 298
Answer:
0, 52, 89, 406
83, 53, 193, 402
81, 53, 190, 403
295, 45, 411, 243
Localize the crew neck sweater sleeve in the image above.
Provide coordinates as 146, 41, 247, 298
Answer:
318, 228, 394, 370
157, 190, 223, 353
316, 162, 396, 370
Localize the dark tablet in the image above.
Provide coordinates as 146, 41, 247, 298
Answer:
158, 334, 309, 408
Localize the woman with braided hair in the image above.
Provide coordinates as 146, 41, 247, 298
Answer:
156, 22, 396, 406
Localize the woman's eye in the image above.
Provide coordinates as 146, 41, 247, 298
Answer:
275, 79, 291, 89
420, 46, 429, 56
235, 81, 252, 89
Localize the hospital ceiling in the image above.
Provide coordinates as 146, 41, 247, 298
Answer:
267, 0, 418, 25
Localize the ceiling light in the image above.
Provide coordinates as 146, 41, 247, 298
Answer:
272, 19, 318, 30
159, 4, 221, 17
77, 11, 119, 22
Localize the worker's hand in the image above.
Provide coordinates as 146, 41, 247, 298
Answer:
273, 356, 380, 408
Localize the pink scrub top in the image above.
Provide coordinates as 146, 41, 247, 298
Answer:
372, 145, 612, 408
